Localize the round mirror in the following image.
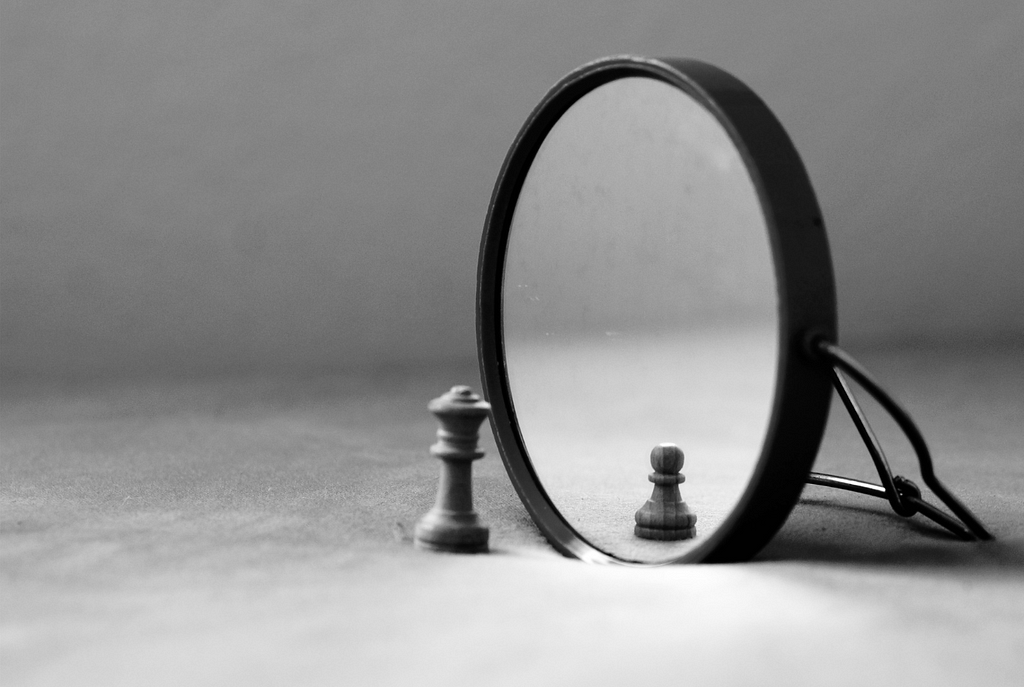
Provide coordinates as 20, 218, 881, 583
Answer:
478, 57, 837, 564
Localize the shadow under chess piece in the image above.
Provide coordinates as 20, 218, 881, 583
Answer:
414, 385, 492, 553
634, 443, 697, 541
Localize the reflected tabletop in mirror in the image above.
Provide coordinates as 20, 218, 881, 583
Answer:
478, 56, 837, 564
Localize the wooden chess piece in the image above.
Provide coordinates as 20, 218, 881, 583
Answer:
634, 443, 697, 540
414, 385, 492, 553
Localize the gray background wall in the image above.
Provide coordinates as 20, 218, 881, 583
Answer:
2, 0, 1022, 379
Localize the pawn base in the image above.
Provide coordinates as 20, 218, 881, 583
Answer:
634, 524, 697, 541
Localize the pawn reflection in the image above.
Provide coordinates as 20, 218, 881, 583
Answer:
634, 444, 697, 540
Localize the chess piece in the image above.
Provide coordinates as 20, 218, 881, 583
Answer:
634, 443, 697, 540
414, 385, 492, 553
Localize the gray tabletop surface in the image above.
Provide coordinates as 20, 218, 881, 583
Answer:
2, 344, 1022, 686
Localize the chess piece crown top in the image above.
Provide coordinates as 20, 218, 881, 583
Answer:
428, 385, 491, 416
428, 386, 491, 462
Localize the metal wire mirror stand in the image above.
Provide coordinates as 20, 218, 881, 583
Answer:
804, 337, 993, 541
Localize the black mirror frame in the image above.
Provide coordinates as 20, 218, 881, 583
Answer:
476, 56, 838, 564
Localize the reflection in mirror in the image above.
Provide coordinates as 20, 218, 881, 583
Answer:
502, 77, 778, 563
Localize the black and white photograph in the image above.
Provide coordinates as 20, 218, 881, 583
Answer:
2, 2, 1022, 685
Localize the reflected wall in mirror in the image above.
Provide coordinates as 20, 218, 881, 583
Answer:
502, 76, 778, 563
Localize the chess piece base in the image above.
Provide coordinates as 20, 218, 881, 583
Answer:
634, 524, 696, 541
414, 510, 489, 553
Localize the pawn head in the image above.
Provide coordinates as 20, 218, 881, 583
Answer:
650, 443, 684, 474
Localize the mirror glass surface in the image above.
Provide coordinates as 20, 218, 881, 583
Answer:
502, 77, 779, 562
